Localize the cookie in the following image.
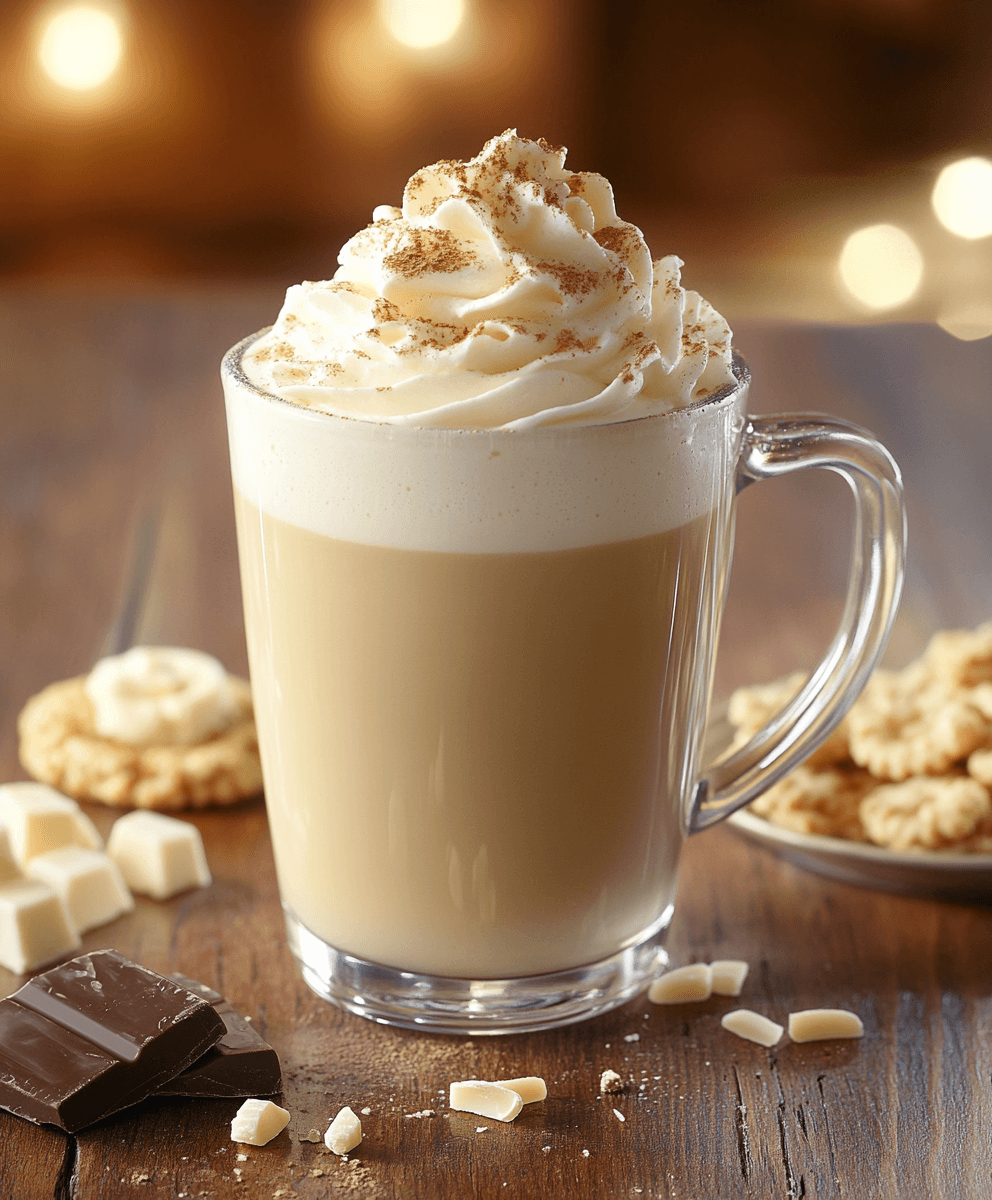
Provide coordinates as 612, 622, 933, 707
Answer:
920, 621, 992, 689
18, 675, 263, 811
749, 764, 874, 841
859, 775, 992, 852
846, 669, 990, 781
727, 671, 850, 770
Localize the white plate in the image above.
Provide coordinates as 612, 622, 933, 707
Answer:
727, 808, 992, 901
705, 706, 992, 902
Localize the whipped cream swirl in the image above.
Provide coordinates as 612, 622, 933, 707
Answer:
243, 131, 734, 430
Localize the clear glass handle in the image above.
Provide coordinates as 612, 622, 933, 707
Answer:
688, 413, 907, 833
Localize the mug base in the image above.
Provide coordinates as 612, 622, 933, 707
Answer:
284, 905, 673, 1035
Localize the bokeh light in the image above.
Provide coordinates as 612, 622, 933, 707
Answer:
381, 0, 465, 49
38, 4, 124, 91
931, 157, 992, 240
838, 224, 924, 311
936, 305, 992, 342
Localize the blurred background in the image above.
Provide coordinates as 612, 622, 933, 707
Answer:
1, 0, 991, 330
0, 0, 990, 717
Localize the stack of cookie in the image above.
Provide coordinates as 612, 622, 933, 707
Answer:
728, 622, 992, 852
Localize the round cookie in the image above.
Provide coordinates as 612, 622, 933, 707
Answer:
18, 674, 263, 810
749, 764, 874, 841
859, 775, 992, 852
847, 668, 991, 781
727, 671, 851, 770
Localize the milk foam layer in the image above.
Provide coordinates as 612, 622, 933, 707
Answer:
242, 131, 734, 431
225, 339, 745, 553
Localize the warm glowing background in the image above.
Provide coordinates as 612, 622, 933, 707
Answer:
1, 0, 991, 333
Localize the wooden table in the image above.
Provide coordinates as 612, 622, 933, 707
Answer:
1, 286, 990, 1199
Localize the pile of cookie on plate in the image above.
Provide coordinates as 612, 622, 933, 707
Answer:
729, 621, 992, 853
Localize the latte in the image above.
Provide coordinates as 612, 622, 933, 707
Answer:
234, 491, 725, 978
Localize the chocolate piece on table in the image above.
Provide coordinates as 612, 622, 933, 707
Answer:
0, 949, 225, 1132
158, 974, 281, 1097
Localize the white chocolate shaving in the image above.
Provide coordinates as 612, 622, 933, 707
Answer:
449, 1081, 523, 1122
647, 963, 712, 1004
710, 960, 749, 997
788, 1008, 864, 1042
495, 1076, 547, 1104
721, 1009, 784, 1047
230, 1099, 290, 1146
325, 1106, 363, 1155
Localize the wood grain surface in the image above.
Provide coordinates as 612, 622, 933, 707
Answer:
0, 287, 990, 1199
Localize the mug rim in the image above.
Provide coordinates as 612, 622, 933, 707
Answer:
222, 328, 749, 436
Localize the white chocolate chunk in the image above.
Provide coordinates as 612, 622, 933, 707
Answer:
86, 646, 239, 746
710, 960, 749, 997
0, 829, 22, 885
25, 846, 133, 933
788, 1009, 864, 1043
325, 1106, 363, 1155
648, 963, 712, 1004
231, 1099, 290, 1146
599, 1069, 623, 1094
0, 782, 101, 864
494, 1076, 547, 1105
106, 810, 211, 900
0, 879, 81, 974
449, 1081, 523, 1122
721, 1009, 784, 1047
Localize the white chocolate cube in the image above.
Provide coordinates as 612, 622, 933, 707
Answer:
25, 846, 134, 933
106, 811, 211, 900
0, 879, 81, 974
648, 963, 713, 1004
494, 1076, 547, 1104
325, 1106, 362, 1155
0, 782, 101, 864
449, 1081, 523, 1122
710, 960, 749, 997
721, 1008, 784, 1047
231, 1098, 290, 1146
0, 829, 22, 885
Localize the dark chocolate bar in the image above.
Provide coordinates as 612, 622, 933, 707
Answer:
0, 949, 225, 1132
157, 974, 281, 1097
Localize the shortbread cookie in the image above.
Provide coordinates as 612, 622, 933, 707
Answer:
859, 775, 992, 852
750, 764, 874, 840
727, 672, 850, 769
18, 675, 262, 810
966, 747, 992, 787
846, 669, 990, 781
921, 622, 992, 689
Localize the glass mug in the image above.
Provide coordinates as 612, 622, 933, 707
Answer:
222, 337, 905, 1034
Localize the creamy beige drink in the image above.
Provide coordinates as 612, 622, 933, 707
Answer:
225, 129, 742, 1007
234, 493, 722, 977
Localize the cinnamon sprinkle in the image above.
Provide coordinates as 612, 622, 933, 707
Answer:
535, 260, 600, 297
382, 227, 478, 278
553, 329, 594, 354
593, 225, 636, 258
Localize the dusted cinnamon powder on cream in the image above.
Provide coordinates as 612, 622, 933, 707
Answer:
243, 131, 733, 431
